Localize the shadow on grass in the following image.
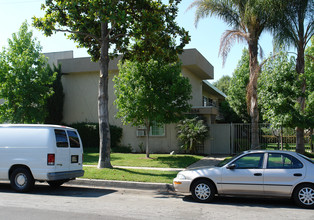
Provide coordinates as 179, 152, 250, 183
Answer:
154, 155, 202, 168
114, 168, 177, 181
84, 152, 126, 164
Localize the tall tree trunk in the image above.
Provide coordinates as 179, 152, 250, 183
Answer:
247, 40, 260, 150
145, 119, 150, 158
295, 43, 306, 154
98, 21, 112, 168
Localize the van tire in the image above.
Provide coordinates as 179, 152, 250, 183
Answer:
47, 180, 67, 188
10, 167, 35, 192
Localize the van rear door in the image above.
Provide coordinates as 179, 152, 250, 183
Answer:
67, 130, 83, 171
54, 129, 70, 172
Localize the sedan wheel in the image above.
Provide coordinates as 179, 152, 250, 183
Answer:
293, 184, 314, 209
191, 179, 215, 203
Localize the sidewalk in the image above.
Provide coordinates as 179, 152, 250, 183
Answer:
69, 155, 227, 191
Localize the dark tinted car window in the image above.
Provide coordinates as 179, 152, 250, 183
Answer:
267, 153, 303, 169
233, 153, 264, 169
67, 131, 80, 148
55, 129, 68, 148
298, 153, 314, 164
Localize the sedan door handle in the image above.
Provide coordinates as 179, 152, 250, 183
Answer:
294, 173, 302, 177
254, 173, 262, 176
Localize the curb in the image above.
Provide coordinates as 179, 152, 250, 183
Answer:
68, 178, 175, 192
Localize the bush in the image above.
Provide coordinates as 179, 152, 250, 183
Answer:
69, 123, 123, 149
111, 145, 133, 153
110, 124, 123, 148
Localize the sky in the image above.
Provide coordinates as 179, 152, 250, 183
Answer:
0, 0, 275, 82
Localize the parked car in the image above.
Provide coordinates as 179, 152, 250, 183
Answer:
173, 150, 314, 208
0, 124, 84, 192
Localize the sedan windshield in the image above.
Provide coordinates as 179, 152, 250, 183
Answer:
215, 153, 241, 167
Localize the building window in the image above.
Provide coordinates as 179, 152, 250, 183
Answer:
137, 122, 165, 137
203, 96, 207, 106
150, 121, 165, 136
203, 96, 217, 107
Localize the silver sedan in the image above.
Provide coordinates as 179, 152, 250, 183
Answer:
173, 150, 314, 209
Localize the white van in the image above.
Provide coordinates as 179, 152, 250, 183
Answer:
0, 124, 84, 192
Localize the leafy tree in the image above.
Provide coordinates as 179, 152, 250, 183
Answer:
177, 117, 208, 154
213, 75, 242, 123
45, 64, 64, 124
271, 0, 314, 154
0, 22, 56, 123
212, 75, 231, 95
259, 47, 314, 151
188, 0, 277, 149
304, 37, 314, 126
114, 60, 192, 158
259, 51, 299, 129
227, 48, 250, 123
218, 101, 243, 123
33, 0, 189, 168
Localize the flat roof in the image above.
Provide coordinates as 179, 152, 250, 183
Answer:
47, 49, 214, 80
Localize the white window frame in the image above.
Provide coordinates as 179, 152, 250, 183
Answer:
136, 122, 165, 137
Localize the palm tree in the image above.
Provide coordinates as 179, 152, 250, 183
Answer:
188, 0, 274, 149
271, 0, 313, 154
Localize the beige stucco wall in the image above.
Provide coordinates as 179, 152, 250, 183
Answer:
181, 67, 203, 107
58, 48, 218, 153
61, 66, 205, 153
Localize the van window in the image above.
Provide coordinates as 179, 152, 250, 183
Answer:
54, 129, 69, 148
67, 131, 80, 148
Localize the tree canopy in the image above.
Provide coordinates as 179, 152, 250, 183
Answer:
188, 0, 277, 149
212, 75, 231, 95
114, 59, 192, 157
227, 48, 250, 123
0, 22, 56, 123
270, 0, 313, 153
259, 51, 300, 129
33, 0, 190, 168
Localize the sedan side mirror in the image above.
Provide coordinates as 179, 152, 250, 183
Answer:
227, 164, 236, 170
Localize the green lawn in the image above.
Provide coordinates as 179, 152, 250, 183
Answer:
84, 152, 203, 168
83, 167, 177, 184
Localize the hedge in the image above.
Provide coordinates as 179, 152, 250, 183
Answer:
69, 123, 122, 149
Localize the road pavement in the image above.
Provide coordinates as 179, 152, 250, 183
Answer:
0, 182, 313, 220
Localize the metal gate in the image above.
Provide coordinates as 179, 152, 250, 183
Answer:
208, 123, 269, 155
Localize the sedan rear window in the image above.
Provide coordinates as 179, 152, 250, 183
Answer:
298, 154, 314, 164
267, 153, 303, 169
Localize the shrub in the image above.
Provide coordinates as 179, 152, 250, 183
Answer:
177, 117, 209, 154
111, 145, 133, 153
69, 123, 123, 149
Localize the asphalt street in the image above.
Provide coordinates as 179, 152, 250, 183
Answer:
0, 182, 313, 220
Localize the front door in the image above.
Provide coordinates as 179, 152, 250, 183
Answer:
220, 153, 265, 195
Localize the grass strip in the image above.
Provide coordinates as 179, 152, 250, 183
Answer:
84, 153, 203, 168
82, 167, 177, 184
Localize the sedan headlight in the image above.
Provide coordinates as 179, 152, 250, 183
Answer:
176, 173, 186, 180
